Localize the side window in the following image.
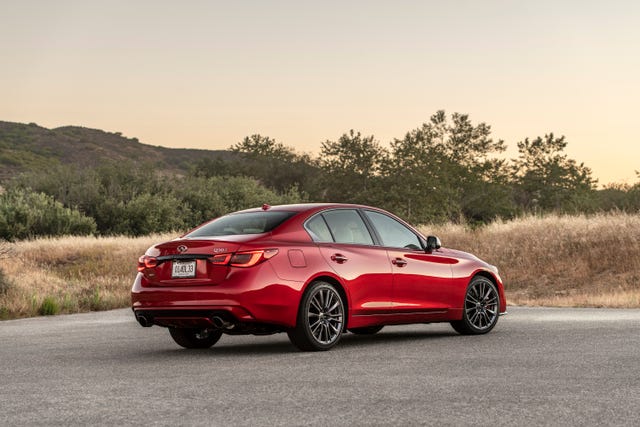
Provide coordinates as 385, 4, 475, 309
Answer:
321, 210, 374, 245
305, 215, 334, 242
363, 210, 422, 250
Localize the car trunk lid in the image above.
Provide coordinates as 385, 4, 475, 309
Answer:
141, 239, 243, 286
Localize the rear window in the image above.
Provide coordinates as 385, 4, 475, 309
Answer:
186, 211, 296, 237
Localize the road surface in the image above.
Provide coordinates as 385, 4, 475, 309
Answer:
1, 307, 639, 426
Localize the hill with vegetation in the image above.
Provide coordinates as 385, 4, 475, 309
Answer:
0, 121, 234, 180
1, 111, 639, 241
1, 112, 640, 317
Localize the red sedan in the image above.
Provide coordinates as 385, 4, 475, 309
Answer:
132, 203, 506, 351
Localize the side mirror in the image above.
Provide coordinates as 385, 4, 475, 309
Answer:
425, 235, 441, 252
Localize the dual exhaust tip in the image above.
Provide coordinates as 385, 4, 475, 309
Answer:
135, 313, 235, 330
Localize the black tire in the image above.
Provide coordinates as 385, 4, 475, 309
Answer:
450, 276, 500, 335
288, 281, 345, 351
168, 327, 223, 349
348, 325, 384, 335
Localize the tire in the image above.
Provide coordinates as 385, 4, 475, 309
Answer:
288, 281, 345, 351
348, 325, 384, 335
450, 276, 500, 335
169, 327, 223, 349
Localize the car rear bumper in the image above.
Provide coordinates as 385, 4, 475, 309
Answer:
131, 263, 305, 329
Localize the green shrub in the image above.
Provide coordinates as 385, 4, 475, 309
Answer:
0, 188, 97, 240
38, 296, 60, 316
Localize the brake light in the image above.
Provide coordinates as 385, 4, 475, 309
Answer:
228, 249, 278, 268
137, 255, 158, 272
210, 253, 232, 265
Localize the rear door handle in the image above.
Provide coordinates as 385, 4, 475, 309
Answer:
392, 258, 407, 267
331, 254, 348, 264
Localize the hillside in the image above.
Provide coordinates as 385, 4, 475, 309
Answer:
0, 121, 235, 180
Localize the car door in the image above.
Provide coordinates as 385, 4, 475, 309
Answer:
362, 209, 454, 311
306, 209, 394, 316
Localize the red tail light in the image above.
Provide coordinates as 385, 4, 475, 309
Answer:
210, 253, 232, 265
137, 255, 158, 272
226, 249, 278, 268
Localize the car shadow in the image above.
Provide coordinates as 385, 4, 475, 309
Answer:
340, 329, 459, 348
139, 328, 461, 358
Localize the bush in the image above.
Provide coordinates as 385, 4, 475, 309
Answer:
11, 164, 307, 236
38, 296, 60, 316
123, 193, 188, 236
0, 188, 97, 240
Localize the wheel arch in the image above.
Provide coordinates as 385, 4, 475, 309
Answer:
473, 270, 497, 286
470, 269, 507, 314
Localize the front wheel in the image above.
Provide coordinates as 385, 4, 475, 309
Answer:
169, 327, 223, 349
288, 281, 345, 351
450, 276, 500, 335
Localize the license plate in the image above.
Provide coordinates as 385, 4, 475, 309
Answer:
172, 260, 196, 278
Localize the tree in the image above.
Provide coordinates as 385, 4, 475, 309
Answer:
381, 111, 512, 224
230, 134, 318, 194
511, 133, 597, 213
317, 130, 387, 203
231, 134, 296, 161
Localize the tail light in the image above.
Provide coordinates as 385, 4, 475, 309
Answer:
213, 249, 278, 268
138, 255, 158, 272
137, 249, 278, 272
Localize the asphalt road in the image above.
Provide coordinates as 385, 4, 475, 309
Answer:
1, 307, 639, 426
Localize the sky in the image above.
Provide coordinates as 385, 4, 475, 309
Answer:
1, 0, 639, 185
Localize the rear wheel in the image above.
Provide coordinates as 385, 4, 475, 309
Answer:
349, 325, 384, 335
451, 276, 500, 335
169, 327, 223, 349
288, 281, 345, 351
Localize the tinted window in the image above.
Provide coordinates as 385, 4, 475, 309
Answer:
322, 210, 373, 245
364, 210, 422, 250
305, 215, 334, 242
186, 211, 295, 237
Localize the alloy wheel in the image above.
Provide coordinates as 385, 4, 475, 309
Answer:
464, 278, 498, 331
307, 286, 344, 345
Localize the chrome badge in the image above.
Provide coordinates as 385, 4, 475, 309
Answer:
177, 245, 188, 253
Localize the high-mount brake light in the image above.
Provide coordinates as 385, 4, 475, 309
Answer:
137, 255, 158, 272
229, 249, 278, 268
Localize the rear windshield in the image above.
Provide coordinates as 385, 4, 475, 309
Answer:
185, 211, 296, 238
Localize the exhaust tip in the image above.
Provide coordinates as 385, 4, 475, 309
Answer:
212, 316, 235, 330
136, 314, 153, 327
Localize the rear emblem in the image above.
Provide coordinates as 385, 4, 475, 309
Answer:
177, 245, 188, 253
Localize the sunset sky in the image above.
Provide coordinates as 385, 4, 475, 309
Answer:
2, 0, 639, 185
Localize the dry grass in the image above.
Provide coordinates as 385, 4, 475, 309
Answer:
0, 233, 176, 319
1, 212, 639, 320
420, 212, 640, 308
